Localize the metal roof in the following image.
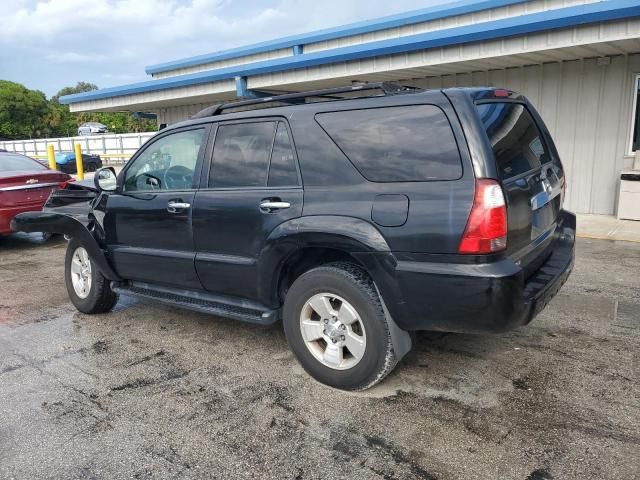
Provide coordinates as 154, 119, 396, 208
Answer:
144, 0, 529, 75
59, 0, 640, 105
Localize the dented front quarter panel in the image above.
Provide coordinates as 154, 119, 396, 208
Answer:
44, 182, 111, 245
10, 181, 120, 280
45, 183, 97, 224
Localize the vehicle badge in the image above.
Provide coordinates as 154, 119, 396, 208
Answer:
26, 178, 39, 184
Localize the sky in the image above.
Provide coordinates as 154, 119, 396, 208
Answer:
0, 0, 447, 98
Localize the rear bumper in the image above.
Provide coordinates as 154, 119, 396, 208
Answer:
0, 202, 46, 234
358, 210, 576, 333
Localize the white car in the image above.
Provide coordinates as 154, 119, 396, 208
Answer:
77, 122, 108, 136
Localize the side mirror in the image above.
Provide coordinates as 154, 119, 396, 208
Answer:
94, 167, 118, 192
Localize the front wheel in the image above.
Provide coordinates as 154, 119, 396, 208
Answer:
283, 263, 400, 391
65, 238, 118, 314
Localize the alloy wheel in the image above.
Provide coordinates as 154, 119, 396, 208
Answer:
70, 246, 92, 299
299, 293, 367, 370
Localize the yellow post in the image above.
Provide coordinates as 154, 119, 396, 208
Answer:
47, 144, 56, 170
74, 143, 84, 180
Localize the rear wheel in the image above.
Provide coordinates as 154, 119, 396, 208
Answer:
283, 262, 399, 390
65, 238, 118, 314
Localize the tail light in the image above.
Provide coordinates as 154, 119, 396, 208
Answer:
58, 178, 75, 189
458, 179, 507, 254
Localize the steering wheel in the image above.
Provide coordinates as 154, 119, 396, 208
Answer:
135, 172, 162, 190
164, 165, 193, 190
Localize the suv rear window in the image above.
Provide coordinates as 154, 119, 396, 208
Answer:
316, 105, 462, 182
475, 102, 549, 181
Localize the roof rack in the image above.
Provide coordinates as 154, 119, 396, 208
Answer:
191, 82, 418, 119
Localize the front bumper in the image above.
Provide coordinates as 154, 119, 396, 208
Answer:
359, 210, 576, 333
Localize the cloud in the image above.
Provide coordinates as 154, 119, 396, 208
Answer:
44, 52, 108, 63
0, 0, 445, 96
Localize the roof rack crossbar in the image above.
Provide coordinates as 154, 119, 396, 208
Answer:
191, 82, 416, 119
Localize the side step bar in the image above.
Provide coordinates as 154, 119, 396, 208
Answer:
112, 281, 279, 326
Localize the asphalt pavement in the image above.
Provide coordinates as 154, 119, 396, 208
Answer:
0, 233, 638, 480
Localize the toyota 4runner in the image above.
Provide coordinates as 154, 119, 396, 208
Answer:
13, 83, 575, 390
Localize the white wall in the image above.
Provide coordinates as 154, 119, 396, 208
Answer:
157, 103, 211, 126
303, 0, 600, 53
406, 55, 638, 215
151, 0, 601, 79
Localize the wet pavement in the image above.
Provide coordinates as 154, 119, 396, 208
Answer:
0, 233, 638, 480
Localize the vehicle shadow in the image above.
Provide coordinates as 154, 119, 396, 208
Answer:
0, 232, 65, 251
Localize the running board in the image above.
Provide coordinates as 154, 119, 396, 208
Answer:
112, 281, 279, 326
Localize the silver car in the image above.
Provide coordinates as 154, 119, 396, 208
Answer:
77, 122, 108, 136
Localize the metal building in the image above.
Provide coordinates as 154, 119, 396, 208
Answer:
60, 0, 640, 216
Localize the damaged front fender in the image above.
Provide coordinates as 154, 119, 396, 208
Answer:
10, 184, 121, 281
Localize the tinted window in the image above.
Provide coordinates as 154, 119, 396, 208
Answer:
315, 105, 462, 182
475, 102, 548, 180
124, 128, 205, 191
0, 153, 46, 172
632, 75, 640, 152
210, 122, 276, 188
268, 122, 298, 187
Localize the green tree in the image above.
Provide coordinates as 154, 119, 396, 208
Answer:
47, 82, 99, 137
51, 81, 156, 136
51, 81, 98, 103
0, 80, 158, 140
0, 80, 50, 139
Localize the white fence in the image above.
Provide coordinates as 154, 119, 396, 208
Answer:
0, 132, 157, 165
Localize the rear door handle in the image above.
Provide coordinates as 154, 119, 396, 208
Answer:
259, 200, 291, 212
167, 201, 191, 213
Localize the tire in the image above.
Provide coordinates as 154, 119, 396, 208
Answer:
64, 238, 118, 314
283, 262, 399, 391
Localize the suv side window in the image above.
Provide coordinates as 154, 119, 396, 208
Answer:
316, 105, 462, 182
268, 122, 298, 187
209, 122, 276, 188
123, 128, 205, 192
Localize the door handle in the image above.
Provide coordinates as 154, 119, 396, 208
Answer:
259, 200, 291, 212
167, 201, 191, 213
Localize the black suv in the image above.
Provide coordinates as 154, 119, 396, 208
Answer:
13, 83, 575, 390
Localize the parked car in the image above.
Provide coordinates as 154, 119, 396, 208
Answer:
54, 152, 102, 174
78, 122, 108, 136
12, 84, 575, 390
0, 152, 73, 235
